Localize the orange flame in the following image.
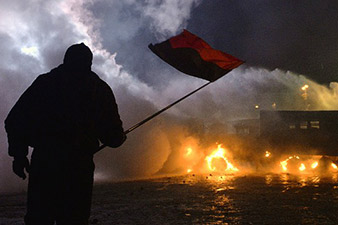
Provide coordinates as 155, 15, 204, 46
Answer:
185, 147, 193, 157
280, 155, 300, 172
301, 84, 309, 91
299, 163, 306, 171
279, 155, 337, 173
205, 144, 238, 173
311, 161, 319, 169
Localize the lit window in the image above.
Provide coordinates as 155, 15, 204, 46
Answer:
310, 121, 320, 129
289, 124, 296, 129
300, 121, 308, 129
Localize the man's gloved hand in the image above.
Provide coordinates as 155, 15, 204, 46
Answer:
12, 157, 30, 180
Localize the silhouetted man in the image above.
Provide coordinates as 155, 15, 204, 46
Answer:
5, 43, 126, 225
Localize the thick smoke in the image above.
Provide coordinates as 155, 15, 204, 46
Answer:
1, 0, 338, 193
95, 67, 338, 179
0, 0, 202, 192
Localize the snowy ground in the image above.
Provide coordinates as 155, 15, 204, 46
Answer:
1, 174, 338, 224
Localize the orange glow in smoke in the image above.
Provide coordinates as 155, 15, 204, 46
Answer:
301, 84, 309, 91
279, 155, 338, 173
311, 161, 319, 169
205, 144, 238, 173
280, 155, 300, 171
180, 142, 337, 175
185, 147, 193, 157
299, 163, 306, 171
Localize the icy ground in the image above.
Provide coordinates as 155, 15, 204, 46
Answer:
1, 174, 338, 224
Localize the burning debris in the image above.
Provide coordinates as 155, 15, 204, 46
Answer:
265, 151, 271, 158
123, 109, 338, 180
205, 144, 239, 173
171, 141, 338, 177
178, 143, 240, 175
278, 155, 338, 174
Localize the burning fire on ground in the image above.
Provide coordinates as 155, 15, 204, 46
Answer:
205, 144, 239, 173
181, 143, 338, 175
183, 143, 239, 175
279, 155, 338, 173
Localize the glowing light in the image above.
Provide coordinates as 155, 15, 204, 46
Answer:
185, 147, 193, 157
281, 160, 288, 171
21, 46, 39, 58
205, 144, 238, 173
272, 102, 277, 110
255, 105, 260, 109
301, 84, 309, 91
187, 169, 192, 173
311, 161, 318, 169
280, 155, 300, 172
299, 163, 306, 171
265, 151, 271, 158
332, 163, 338, 170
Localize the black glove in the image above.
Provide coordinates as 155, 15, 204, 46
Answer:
12, 157, 30, 180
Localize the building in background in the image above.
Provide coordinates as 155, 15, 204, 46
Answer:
260, 111, 338, 155
232, 111, 338, 156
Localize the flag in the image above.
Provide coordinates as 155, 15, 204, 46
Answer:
149, 29, 244, 82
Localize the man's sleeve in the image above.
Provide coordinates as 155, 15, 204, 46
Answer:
96, 83, 125, 148
5, 76, 43, 157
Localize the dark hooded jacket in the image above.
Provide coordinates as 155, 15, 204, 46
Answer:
5, 44, 125, 157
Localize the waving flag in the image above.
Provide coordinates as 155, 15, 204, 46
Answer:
149, 29, 244, 82
97, 30, 244, 152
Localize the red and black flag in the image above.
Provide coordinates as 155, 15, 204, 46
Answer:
149, 29, 244, 82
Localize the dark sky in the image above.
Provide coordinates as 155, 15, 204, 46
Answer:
1, 0, 338, 192
187, 0, 338, 84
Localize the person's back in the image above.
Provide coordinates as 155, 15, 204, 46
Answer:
5, 43, 126, 225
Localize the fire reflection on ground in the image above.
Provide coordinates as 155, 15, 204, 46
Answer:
2, 173, 338, 224
88, 139, 338, 223
105, 174, 338, 224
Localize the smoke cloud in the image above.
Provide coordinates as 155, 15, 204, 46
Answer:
95, 67, 338, 179
0, 0, 202, 192
1, 0, 338, 193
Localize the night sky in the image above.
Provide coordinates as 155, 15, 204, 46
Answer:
1, 0, 338, 192
188, 1, 338, 84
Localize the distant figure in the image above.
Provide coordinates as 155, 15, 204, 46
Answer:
5, 43, 126, 225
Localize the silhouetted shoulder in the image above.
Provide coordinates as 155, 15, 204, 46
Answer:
89, 71, 115, 94
29, 67, 64, 88
31, 73, 50, 85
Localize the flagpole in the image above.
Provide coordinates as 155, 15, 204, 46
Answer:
95, 81, 212, 153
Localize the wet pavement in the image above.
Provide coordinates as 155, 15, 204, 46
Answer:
1, 173, 338, 224
90, 174, 338, 224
